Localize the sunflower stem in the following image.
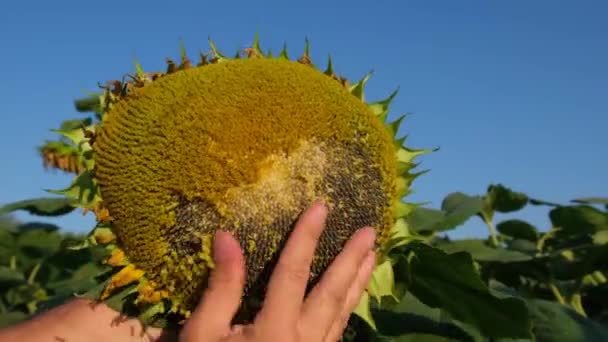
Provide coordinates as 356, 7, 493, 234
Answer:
9, 255, 17, 270
483, 218, 500, 247
569, 293, 587, 317
548, 282, 566, 305
27, 263, 41, 284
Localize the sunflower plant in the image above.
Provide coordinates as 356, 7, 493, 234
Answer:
1, 36, 538, 341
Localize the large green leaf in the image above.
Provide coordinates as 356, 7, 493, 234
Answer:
497, 219, 539, 242
403, 243, 532, 339
527, 299, 608, 341
46, 261, 110, 296
0, 266, 25, 287
0, 228, 17, 261
371, 292, 476, 341
436, 239, 533, 262
549, 244, 608, 280
505, 239, 538, 254
549, 205, 608, 234
0, 198, 76, 217
572, 197, 608, 210
17, 227, 63, 260
407, 193, 483, 233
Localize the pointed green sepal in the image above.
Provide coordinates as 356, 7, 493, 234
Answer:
208, 37, 227, 62
396, 161, 417, 176
396, 146, 434, 164
46, 171, 101, 209
134, 59, 145, 79
252, 32, 263, 56
51, 127, 89, 147
303, 37, 310, 56
394, 200, 416, 218
368, 87, 399, 121
178, 39, 192, 68
279, 43, 289, 59
349, 71, 373, 101
298, 38, 313, 65
324, 55, 334, 76
179, 40, 188, 61
385, 113, 409, 138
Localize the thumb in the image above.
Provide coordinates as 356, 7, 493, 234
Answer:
181, 231, 245, 341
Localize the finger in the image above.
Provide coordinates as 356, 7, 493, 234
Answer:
256, 202, 328, 327
324, 250, 376, 342
181, 231, 245, 342
299, 227, 375, 338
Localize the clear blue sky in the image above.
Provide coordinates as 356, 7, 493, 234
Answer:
0, 0, 606, 238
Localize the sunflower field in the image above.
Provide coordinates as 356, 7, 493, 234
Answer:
1, 37, 607, 342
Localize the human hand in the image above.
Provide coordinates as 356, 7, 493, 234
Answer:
0, 202, 375, 342
180, 202, 377, 342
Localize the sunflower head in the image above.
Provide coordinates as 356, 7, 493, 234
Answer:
43, 36, 430, 327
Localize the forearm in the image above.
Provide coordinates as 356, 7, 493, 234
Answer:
0, 299, 170, 342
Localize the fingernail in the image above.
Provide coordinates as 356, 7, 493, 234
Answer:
213, 231, 240, 263
361, 227, 376, 250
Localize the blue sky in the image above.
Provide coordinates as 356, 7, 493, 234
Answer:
0, 0, 606, 239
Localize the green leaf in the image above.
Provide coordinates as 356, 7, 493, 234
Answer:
46, 171, 101, 209
436, 239, 533, 262
371, 292, 477, 341
497, 219, 539, 241
17, 227, 63, 259
15, 222, 60, 233
368, 260, 398, 304
483, 184, 529, 220
404, 243, 532, 339
4, 283, 47, 308
74, 96, 102, 113
0, 266, 25, 287
572, 197, 608, 206
549, 244, 608, 281
488, 281, 608, 341
0, 198, 77, 217
527, 299, 608, 341
529, 198, 561, 207
353, 291, 376, 330
0, 228, 17, 260
505, 239, 538, 254
51, 126, 90, 148
407, 193, 483, 233
549, 205, 608, 234
46, 262, 110, 296
59, 118, 93, 131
